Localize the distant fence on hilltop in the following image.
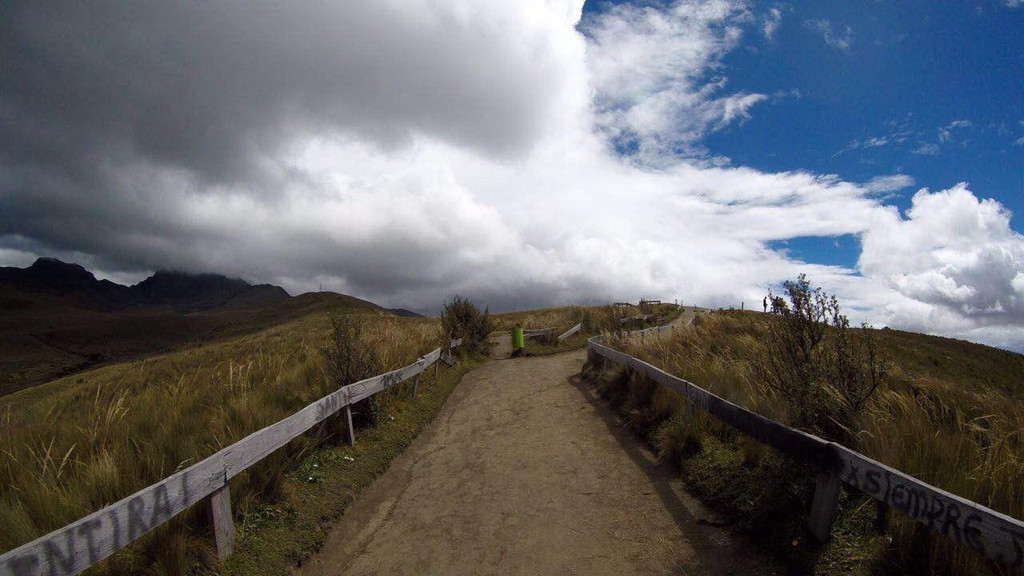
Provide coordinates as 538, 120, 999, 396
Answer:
0, 339, 463, 576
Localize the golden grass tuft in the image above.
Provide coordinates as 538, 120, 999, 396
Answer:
593, 309, 1024, 575
0, 311, 445, 573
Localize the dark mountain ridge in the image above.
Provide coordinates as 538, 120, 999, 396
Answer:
0, 258, 421, 396
1, 258, 289, 311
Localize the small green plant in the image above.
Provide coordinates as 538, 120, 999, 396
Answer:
440, 296, 492, 354
758, 274, 887, 446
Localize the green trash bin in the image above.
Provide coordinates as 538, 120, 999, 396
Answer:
512, 326, 524, 356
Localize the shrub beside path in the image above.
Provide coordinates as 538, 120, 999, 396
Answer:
294, 331, 780, 575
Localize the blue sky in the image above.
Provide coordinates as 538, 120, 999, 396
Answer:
3, 0, 1024, 349
585, 0, 1024, 268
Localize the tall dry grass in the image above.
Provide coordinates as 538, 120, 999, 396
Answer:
491, 305, 584, 331
492, 303, 681, 334
0, 312, 443, 572
601, 310, 1024, 574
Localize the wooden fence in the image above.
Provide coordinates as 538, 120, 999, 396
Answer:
586, 326, 1024, 572
0, 339, 463, 576
522, 328, 556, 340
618, 314, 652, 324
557, 323, 582, 342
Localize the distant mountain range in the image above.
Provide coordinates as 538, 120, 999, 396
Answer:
0, 258, 422, 395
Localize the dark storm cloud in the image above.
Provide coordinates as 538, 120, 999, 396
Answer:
0, 1, 575, 290
1, 2, 560, 179
4, 0, 1024, 350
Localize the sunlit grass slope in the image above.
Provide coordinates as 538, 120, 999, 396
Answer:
598, 310, 1024, 575
0, 310, 447, 572
491, 302, 684, 333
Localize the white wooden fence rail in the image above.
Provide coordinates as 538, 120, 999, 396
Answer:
0, 339, 463, 576
618, 314, 652, 324
587, 324, 1024, 572
557, 323, 582, 342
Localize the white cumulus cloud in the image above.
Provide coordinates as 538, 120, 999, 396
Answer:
804, 18, 852, 51
582, 0, 768, 163
859, 184, 1024, 345
2, 0, 1024, 352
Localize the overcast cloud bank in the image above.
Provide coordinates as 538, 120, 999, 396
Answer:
2, 0, 1024, 351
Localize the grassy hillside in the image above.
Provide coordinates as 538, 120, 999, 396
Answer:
589, 310, 1024, 575
491, 302, 684, 333
0, 308, 451, 574
0, 287, 387, 396
490, 303, 686, 356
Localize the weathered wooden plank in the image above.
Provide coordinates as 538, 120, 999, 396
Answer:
557, 323, 582, 342
523, 328, 556, 339
443, 339, 461, 366
206, 485, 234, 560
344, 374, 388, 406
622, 324, 671, 339
0, 345, 449, 575
344, 349, 440, 405
344, 404, 355, 446
0, 452, 226, 576
834, 445, 1024, 571
587, 340, 831, 467
809, 470, 841, 542
224, 382, 353, 478
618, 314, 653, 324
586, 333, 1024, 570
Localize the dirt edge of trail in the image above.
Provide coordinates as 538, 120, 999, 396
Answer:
295, 344, 783, 575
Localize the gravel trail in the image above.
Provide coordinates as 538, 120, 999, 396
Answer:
295, 339, 781, 575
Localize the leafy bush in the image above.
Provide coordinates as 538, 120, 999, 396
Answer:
758, 274, 887, 446
322, 314, 382, 433
323, 315, 381, 388
440, 295, 492, 354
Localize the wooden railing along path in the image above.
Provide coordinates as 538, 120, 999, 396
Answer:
619, 314, 653, 324
557, 323, 581, 342
522, 328, 556, 341
521, 324, 584, 344
0, 339, 462, 576
587, 323, 1024, 572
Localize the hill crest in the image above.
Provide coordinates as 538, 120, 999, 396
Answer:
0, 258, 420, 395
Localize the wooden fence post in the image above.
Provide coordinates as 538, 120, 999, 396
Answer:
344, 404, 355, 446
412, 373, 420, 397
809, 468, 841, 542
207, 484, 235, 560
433, 356, 440, 384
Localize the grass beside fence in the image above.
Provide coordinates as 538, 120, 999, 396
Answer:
0, 312, 448, 574
586, 310, 1024, 575
492, 303, 687, 358
221, 353, 482, 576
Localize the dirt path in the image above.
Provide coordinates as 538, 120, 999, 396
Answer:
295, 345, 782, 575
